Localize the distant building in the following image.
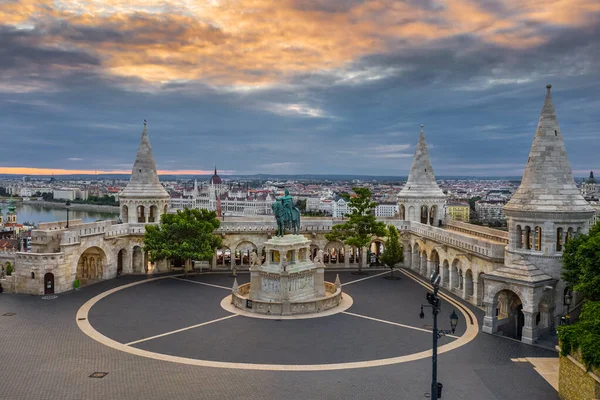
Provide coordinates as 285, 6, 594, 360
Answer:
53, 188, 88, 201
447, 202, 470, 222
581, 170, 598, 199
475, 200, 506, 223
375, 202, 398, 217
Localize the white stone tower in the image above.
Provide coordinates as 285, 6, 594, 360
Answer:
482, 85, 595, 344
398, 125, 446, 226
119, 121, 170, 224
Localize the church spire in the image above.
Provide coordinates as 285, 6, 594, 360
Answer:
398, 125, 445, 198
505, 85, 593, 213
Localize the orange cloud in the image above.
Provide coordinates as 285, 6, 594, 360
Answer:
1, 0, 599, 88
0, 167, 224, 176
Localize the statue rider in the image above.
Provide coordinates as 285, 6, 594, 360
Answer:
277, 189, 294, 225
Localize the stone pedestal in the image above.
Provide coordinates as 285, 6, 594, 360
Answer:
234, 234, 341, 316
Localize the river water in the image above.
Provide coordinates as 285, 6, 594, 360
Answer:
0, 202, 119, 226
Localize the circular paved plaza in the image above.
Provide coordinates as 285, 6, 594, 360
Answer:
0, 269, 560, 400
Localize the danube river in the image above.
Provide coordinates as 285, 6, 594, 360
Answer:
1, 201, 119, 226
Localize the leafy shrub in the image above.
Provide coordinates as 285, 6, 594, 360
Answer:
558, 301, 600, 370
6, 263, 13, 276
73, 279, 80, 289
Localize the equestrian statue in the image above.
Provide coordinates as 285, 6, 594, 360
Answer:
272, 188, 301, 236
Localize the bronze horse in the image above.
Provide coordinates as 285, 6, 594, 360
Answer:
272, 202, 301, 236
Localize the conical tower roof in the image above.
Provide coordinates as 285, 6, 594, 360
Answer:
505, 85, 593, 213
120, 121, 169, 199
398, 125, 445, 199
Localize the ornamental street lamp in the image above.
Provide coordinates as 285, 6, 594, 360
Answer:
420, 272, 460, 399
563, 290, 572, 325
65, 200, 71, 228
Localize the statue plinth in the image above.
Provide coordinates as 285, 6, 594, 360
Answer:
233, 234, 339, 316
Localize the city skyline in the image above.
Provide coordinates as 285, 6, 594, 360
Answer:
1, 1, 599, 176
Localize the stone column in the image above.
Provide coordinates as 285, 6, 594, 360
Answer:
212, 253, 217, 270
449, 268, 455, 290
280, 271, 291, 315
411, 250, 419, 272
344, 246, 350, 268
521, 311, 539, 345
472, 279, 479, 305
482, 301, 498, 334
440, 266, 447, 288
403, 244, 411, 269
427, 260, 436, 278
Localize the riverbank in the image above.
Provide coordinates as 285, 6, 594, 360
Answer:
21, 200, 120, 213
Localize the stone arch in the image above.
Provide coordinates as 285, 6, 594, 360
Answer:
493, 289, 525, 341
164, 204, 168, 214
234, 241, 258, 267
516, 225, 523, 248
399, 204, 405, 220
325, 240, 345, 265
76, 246, 107, 284
412, 242, 421, 272
369, 239, 384, 266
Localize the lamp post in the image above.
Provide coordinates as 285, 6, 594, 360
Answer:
65, 200, 71, 228
420, 272, 459, 399
564, 291, 572, 325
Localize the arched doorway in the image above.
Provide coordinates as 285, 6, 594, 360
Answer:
399, 204, 406, 220
325, 241, 344, 265
495, 289, 524, 340
216, 247, 231, 268
132, 246, 144, 273
420, 205, 428, 224
235, 241, 257, 267
44, 273, 54, 294
117, 249, 126, 276
76, 247, 107, 285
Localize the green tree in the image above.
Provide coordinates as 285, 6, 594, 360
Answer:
380, 225, 404, 279
562, 222, 600, 301
144, 208, 222, 277
325, 187, 387, 275
295, 199, 307, 212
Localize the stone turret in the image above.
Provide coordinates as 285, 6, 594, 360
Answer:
397, 125, 446, 225
6, 194, 17, 224
119, 121, 170, 224
483, 85, 595, 344
504, 85, 594, 261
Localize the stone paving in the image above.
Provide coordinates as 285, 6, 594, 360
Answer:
0, 269, 559, 400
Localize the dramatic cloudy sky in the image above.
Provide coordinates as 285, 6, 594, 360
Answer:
1, 0, 599, 177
